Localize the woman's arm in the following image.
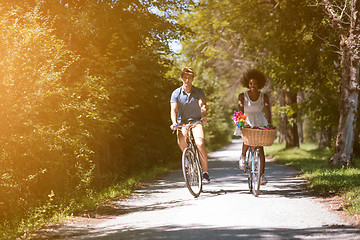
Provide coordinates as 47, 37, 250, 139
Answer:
264, 93, 272, 126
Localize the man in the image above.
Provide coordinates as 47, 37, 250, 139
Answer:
170, 67, 210, 184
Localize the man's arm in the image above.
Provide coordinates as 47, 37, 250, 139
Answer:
199, 97, 207, 123
170, 102, 178, 130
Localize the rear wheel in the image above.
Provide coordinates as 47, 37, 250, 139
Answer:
182, 147, 202, 197
251, 149, 261, 197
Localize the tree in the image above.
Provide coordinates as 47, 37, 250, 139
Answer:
0, 0, 193, 229
0, 3, 87, 217
36, 0, 190, 176
320, 0, 360, 166
177, 0, 340, 149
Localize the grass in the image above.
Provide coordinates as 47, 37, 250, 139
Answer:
0, 161, 180, 240
265, 142, 360, 216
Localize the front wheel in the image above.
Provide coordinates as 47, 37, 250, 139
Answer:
251, 149, 261, 197
247, 175, 252, 193
182, 147, 202, 198
246, 150, 252, 193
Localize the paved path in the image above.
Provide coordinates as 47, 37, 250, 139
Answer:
36, 139, 360, 239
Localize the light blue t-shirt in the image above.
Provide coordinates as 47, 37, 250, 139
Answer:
170, 86, 205, 123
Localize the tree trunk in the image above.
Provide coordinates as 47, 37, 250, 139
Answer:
329, 0, 360, 166
284, 89, 299, 148
297, 92, 305, 143
278, 87, 286, 143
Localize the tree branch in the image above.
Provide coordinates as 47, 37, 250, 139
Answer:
313, 33, 340, 51
339, 0, 347, 19
321, 0, 348, 40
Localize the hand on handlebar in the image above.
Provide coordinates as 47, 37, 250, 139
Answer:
170, 120, 204, 134
170, 123, 177, 131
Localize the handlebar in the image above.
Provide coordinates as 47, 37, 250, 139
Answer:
172, 121, 203, 134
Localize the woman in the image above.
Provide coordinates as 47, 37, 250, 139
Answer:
237, 69, 272, 185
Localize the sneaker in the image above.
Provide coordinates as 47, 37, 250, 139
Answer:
260, 175, 268, 185
202, 172, 210, 184
239, 155, 246, 170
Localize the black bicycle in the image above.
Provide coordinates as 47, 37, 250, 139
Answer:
174, 121, 203, 197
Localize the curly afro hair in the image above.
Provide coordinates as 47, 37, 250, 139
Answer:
240, 69, 267, 89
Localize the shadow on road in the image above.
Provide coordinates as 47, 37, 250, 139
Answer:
88, 159, 311, 218
36, 223, 360, 240
69, 159, 312, 220
33, 139, 360, 240
201, 159, 310, 199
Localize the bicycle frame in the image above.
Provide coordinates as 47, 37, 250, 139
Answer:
174, 121, 203, 197
183, 121, 203, 172
186, 126, 200, 162
176, 121, 202, 162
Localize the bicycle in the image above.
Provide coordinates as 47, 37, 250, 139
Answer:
173, 121, 203, 198
241, 127, 276, 197
244, 146, 261, 197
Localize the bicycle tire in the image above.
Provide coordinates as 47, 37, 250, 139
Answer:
246, 150, 252, 193
247, 176, 252, 193
251, 149, 261, 197
182, 147, 202, 197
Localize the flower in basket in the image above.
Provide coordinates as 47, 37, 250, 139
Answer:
233, 111, 248, 128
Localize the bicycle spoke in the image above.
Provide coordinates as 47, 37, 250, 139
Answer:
182, 148, 202, 197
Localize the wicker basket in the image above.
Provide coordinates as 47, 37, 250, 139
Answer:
241, 128, 276, 146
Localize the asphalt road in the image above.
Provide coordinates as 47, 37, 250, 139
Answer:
35, 139, 360, 240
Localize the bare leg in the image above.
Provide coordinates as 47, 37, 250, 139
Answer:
177, 131, 187, 152
242, 143, 249, 156
195, 137, 208, 172
259, 147, 265, 175
177, 130, 207, 172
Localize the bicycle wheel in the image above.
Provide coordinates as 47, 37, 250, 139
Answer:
182, 147, 202, 197
247, 175, 252, 193
246, 150, 252, 193
251, 149, 261, 197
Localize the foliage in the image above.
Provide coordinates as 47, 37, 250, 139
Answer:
0, 0, 189, 238
175, 2, 245, 150
1, 0, 357, 238
177, 0, 342, 148
0, 3, 87, 220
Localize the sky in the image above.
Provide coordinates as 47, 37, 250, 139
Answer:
169, 39, 182, 53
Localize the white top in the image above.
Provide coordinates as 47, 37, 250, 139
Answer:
243, 91, 268, 127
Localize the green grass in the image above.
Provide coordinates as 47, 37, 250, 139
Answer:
0, 161, 180, 240
266, 142, 360, 216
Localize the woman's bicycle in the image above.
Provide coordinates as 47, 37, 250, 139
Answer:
173, 121, 203, 198
244, 146, 262, 197
241, 127, 276, 197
